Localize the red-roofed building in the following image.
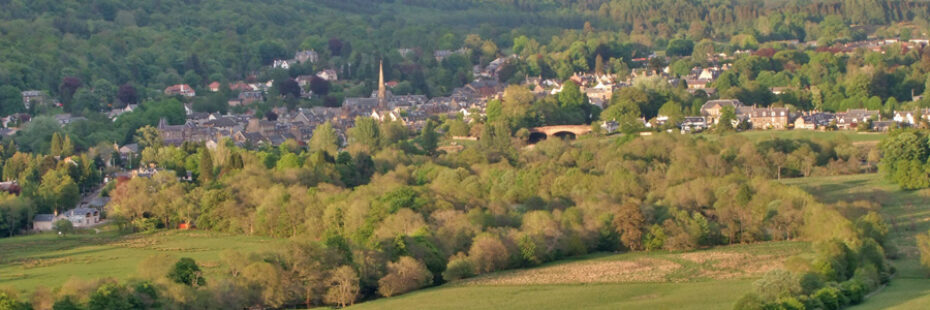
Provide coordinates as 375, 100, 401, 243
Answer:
208, 81, 221, 92
164, 84, 196, 97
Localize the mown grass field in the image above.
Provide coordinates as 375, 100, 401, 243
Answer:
0, 227, 283, 295
782, 174, 930, 310
348, 242, 808, 310
736, 130, 887, 143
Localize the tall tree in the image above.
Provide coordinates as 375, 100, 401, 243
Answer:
310, 122, 339, 155
324, 265, 359, 307
199, 149, 214, 183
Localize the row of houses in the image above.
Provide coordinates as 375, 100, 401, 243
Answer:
695, 99, 886, 131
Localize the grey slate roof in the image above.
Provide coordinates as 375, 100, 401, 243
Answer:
34, 214, 55, 222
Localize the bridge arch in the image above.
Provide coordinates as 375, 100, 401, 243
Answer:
527, 125, 592, 143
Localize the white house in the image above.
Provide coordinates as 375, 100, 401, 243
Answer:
273, 59, 291, 70
33, 207, 101, 231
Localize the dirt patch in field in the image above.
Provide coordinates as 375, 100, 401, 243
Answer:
461, 258, 681, 285
678, 251, 791, 279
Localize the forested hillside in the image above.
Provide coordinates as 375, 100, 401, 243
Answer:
2, 0, 930, 104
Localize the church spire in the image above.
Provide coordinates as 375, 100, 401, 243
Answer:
378, 59, 386, 103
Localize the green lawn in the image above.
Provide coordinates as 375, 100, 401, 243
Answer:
348, 280, 753, 310
0, 227, 283, 295
735, 130, 887, 143
781, 174, 930, 310
347, 241, 808, 310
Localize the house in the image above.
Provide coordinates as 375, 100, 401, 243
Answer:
33, 208, 101, 231
54, 113, 86, 126
296, 75, 315, 87
33, 214, 56, 231
208, 82, 221, 92
21, 90, 44, 109
118, 143, 139, 160
700, 99, 743, 124
794, 112, 835, 130
835, 109, 879, 130
746, 107, 790, 129
770, 87, 793, 95
601, 120, 619, 133
164, 84, 196, 97
872, 121, 895, 132
229, 82, 254, 92
238, 91, 263, 105
317, 69, 338, 81
0, 181, 20, 195
434, 50, 454, 62
680, 116, 708, 132
273, 59, 291, 69
2, 113, 30, 128
295, 50, 319, 63
62, 208, 100, 227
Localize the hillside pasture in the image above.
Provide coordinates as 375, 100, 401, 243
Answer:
348, 241, 807, 310
0, 227, 283, 295
782, 174, 930, 309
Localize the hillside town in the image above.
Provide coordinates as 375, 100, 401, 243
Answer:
8, 36, 930, 151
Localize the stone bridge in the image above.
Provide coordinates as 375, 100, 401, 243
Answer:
528, 125, 592, 142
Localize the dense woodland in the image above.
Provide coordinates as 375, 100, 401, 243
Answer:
5, 0, 930, 155
0, 0, 925, 309
0, 118, 890, 309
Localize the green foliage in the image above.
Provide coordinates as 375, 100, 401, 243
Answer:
167, 258, 206, 287
919, 230, 930, 276
310, 122, 339, 155
813, 286, 841, 310
53, 219, 74, 236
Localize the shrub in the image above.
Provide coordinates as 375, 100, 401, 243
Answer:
918, 230, 930, 276
753, 270, 801, 301
798, 272, 824, 294
442, 253, 475, 281
774, 296, 805, 310
53, 219, 75, 236
813, 286, 840, 310
167, 258, 205, 287
839, 280, 865, 305
377, 257, 433, 297
732, 292, 765, 310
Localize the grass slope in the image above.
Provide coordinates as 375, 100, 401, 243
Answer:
782, 174, 930, 310
735, 130, 887, 143
348, 280, 753, 310
348, 242, 808, 310
0, 227, 283, 294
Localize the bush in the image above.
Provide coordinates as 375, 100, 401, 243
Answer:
798, 272, 824, 294
167, 258, 205, 287
0, 291, 29, 310
918, 230, 930, 276
774, 296, 805, 310
813, 286, 840, 310
53, 219, 75, 235
377, 257, 433, 297
753, 270, 801, 301
442, 253, 475, 281
732, 292, 765, 310
839, 279, 865, 305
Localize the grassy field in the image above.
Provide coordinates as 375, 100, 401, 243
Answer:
347, 242, 808, 310
0, 227, 283, 295
782, 174, 930, 310
348, 280, 754, 310
735, 130, 887, 143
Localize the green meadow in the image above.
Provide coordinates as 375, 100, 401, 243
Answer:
0, 228, 283, 295
347, 241, 808, 310
782, 174, 930, 310
736, 130, 887, 143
